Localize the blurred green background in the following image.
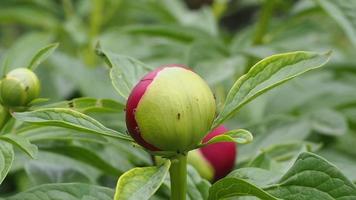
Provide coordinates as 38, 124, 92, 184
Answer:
0, 0, 356, 198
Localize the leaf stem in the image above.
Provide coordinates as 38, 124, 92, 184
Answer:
169, 153, 187, 200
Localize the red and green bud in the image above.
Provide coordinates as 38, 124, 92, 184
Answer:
126, 65, 216, 152
188, 125, 237, 181
0, 68, 40, 107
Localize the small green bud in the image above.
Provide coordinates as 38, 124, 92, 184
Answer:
0, 68, 40, 107
126, 65, 216, 152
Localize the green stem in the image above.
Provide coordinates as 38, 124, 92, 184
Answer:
62, 0, 74, 19
169, 154, 187, 200
244, 0, 275, 74
253, 0, 275, 45
84, 0, 103, 66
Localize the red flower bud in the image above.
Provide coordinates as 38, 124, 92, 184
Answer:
188, 125, 237, 181
126, 65, 216, 152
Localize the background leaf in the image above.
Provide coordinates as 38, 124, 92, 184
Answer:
214, 51, 331, 127
98, 50, 152, 100
36, 97, 125, 113
0, 141, 14, 184
28, 43, 58, 71
114, 160, 170, 200
4, 183, 114, 200
316, 0, 356, 47
209, 152, 356, 199
200, 129, 253, 146
13, 108, 132, 141
267, 152, 356, 199
0, 134, 38, 158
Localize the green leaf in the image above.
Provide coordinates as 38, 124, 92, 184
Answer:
266, 152, 356, 199
23, 151, 101, 185
309, 109, 348, 136
0, 6, 59, 29
187, 166, 211, 200
25, 161, 91, 185
37, 97, 125, 113
13, 108, 133, 142
315, 0, 356, 46
213, 51, 331, 127
0, 141, 14, 184
209, 152, 356, 199
228, 167, 280, 188
21, 126, 108, 143
114, 160, 171, 200
118, 25, 207, 43
0, 134, 38, 158
4, 183, 114, 200
97, 49, 152, 100
199, 129, 253, 147
28, 43, 59, 71
238, 119, 312, 163
208, 178, 279, 200
319, 149, 356, 182
248, 142, 321, 173
1, 32, 53, 73
45, 144, 124, 176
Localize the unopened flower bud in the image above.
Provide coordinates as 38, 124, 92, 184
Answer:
0, 68, 40, 107
126, 65, 216, 152
188, 125, 236, 181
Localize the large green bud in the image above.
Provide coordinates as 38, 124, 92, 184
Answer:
126, 65, 216, 152
0, 68, 40, 107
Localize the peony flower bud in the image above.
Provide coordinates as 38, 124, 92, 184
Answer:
0, 68, 40, 107
126, 65, 216, 152
188, 125, 236, 181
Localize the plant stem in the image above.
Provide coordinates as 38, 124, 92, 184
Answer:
62, 0, 74, 19
244, 0, 275, 73
169, 154, 187, 200
253, 0, 275, 45
84, 0, 103, 66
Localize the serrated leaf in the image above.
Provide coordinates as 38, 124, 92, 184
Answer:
97, 49, 152, 100
316, 0, 356, 47
4, 183, 114, 200
213, 51, 331, 127
13, 108, 133, 142
114, 160, 170, 200
199, 129, 253, 147
0, 134, 38, 158
28, 43, 58, 70
0, 141, 14, 184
